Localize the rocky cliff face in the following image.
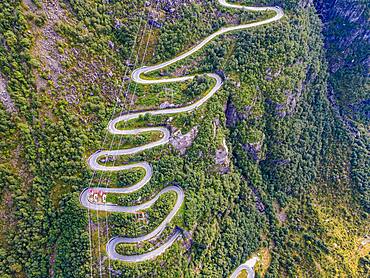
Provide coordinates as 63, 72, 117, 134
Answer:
314, 0, 369, 125
315, 0, 369, 73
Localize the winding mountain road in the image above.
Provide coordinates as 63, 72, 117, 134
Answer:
80, 0, 283, 268
230, 257, 259, 278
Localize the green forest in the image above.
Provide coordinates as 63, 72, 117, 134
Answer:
0, 0, 368, 277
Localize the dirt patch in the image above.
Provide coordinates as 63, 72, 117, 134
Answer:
273, 201, 287, 224
0, 75, 17, 114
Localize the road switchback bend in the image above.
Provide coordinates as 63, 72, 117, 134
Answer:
80, 0, 283, 265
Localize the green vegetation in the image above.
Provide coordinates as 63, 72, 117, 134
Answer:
0, 0, 367, 277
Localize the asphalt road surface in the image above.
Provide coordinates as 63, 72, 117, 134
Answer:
79, 0, 283, 265
230, 257, 259, 278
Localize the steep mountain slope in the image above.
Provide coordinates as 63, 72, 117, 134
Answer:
0, 0, 368, 277
314, 0, 369, 127
314, 0, 369, 218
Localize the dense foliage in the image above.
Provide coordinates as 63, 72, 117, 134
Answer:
0, 0, 367, 277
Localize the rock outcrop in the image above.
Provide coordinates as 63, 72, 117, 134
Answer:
215, 139, 230, 174
170, 126, 198, 155
315, 0, 369, 73
314, 0, 369, 124
0, 75, 17, 114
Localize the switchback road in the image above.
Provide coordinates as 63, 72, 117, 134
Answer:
79, 0, 283, 268
230, 257, 259, 278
